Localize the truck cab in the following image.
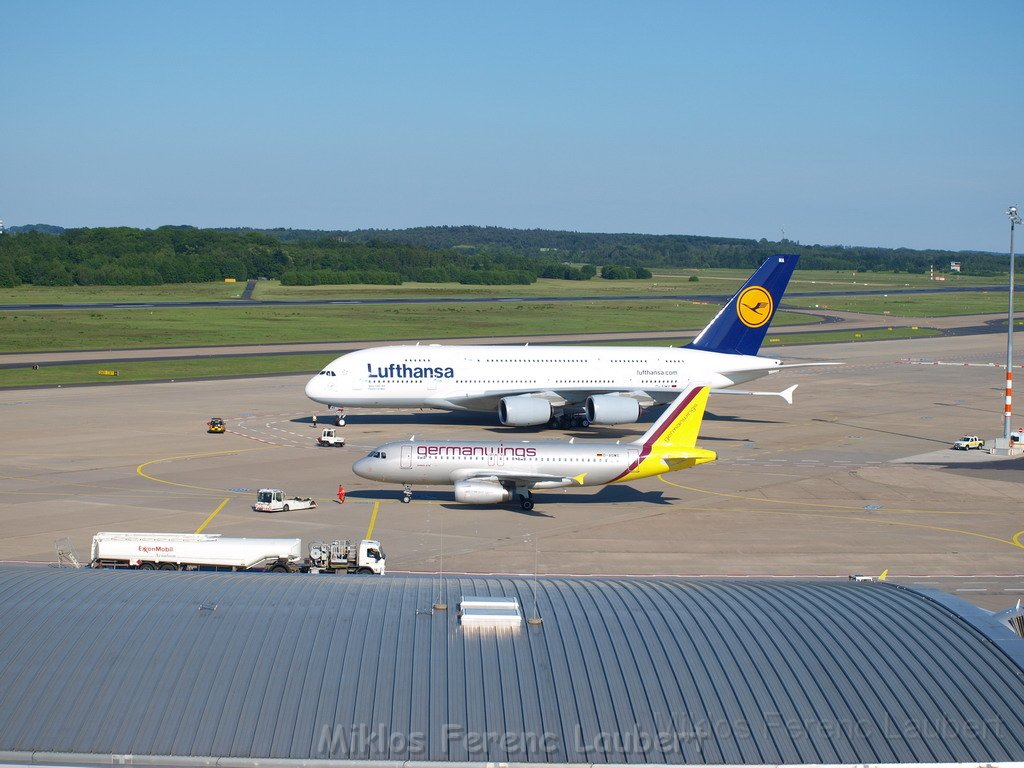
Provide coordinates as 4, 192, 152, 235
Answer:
360, 540, 386, 573
257, 488, 285, 506
307, 538, 386, 574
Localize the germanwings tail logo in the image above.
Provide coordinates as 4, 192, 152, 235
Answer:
634, 384, 709, 451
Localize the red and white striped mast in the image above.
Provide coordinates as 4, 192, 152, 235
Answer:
1005, 206, 1021, 444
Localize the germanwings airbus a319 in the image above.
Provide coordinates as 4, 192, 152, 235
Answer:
306, 254, 815, 428
353, 382, 715, 510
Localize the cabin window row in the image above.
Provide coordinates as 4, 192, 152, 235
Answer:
483, 359, 587, 363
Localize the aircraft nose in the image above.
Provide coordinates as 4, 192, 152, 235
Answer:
304, 375, 323, 403
352, 457, 372, 479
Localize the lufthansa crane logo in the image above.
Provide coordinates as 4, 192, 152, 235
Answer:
736, 286, 773, 328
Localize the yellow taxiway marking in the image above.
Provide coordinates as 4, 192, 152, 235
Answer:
195, 497, 230, 534
136, 447, 279, 493
365, 500, 381, 540
660, 477, 1024, 551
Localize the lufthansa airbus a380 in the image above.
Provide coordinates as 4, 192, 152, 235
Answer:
353, 382, 715, 510
306, 254, 818, 428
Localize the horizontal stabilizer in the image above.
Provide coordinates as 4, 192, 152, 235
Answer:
711, 384, 797, 404
662, 449, 717, 469
774, 361, 843, 370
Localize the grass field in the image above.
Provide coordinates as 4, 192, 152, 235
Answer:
0, 353, 335, 388
1, 285, 1001, 355
786, 291, 1009, 317
0, 269, 1010, 305
595, 326, 943, 348
0, 302, 813, 353
0, 326, 942, 388
0, 282, 249, 304
763, 327, 943, 344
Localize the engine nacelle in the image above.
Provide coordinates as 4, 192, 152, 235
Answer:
498, 396, 552, 426
453, 479, 512, 504
585, 394, 642, 425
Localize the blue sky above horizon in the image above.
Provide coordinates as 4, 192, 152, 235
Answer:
2, 1, 1021, 252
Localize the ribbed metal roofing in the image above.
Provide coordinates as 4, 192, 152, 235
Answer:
1, 567, 1023, 766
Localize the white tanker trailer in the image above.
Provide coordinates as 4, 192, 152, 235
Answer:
90, 532, 385, 574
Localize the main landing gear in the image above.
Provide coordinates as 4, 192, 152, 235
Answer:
517, 490, 535, 511
548, 412, 591, 429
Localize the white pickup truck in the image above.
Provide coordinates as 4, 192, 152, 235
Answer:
252, 488, 318, 512
90, 532, 386, 574
952, 435, 985, 450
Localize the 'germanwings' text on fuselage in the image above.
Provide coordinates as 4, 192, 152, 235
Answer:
306, 255, 815, 428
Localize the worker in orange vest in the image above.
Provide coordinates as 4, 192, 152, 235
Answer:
337, 485, 346, 504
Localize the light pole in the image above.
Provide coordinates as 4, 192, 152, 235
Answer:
1005, 206, 1021, 444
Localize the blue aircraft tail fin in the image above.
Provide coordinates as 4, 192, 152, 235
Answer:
685, 254, 799, 356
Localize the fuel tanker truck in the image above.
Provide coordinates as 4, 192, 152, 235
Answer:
90, 532, 385, 574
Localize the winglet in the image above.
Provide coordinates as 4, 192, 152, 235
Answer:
686, 254, 799, 356
780, 384, 797, 405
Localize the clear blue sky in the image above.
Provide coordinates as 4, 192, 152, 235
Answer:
2, 1, 1021, 251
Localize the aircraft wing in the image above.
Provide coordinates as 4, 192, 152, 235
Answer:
772, 362, 843, 370
427, 388, 654, 410
710, 384, 798, 404
450, 468, 582, 487
423, 390, 564, 411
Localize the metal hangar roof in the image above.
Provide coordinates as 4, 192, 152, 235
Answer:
0, 567, 1023, 766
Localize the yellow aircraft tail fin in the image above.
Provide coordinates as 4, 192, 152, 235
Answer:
634, 383, 711, 451
609, 384, 714, 483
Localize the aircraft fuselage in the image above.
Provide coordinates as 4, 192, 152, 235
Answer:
307, 344, 780, 411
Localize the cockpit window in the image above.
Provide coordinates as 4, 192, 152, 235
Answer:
317, 370, 336, 376
367, 451, 387, 459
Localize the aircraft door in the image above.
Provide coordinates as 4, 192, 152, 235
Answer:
345, 368, 363, 391
627, 449, 640, 473
401, 445, 413, 469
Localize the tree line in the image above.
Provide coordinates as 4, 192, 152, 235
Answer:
0, 227, 606, 287
0, 223, 1006, 288
221, 225, 1004, 275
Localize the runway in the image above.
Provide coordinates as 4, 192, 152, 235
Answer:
2, 332, 1022, 611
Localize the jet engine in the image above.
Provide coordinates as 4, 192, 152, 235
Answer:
498, 396, 552, 426
453, 479, 512, 504
585, 394, 642, 425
